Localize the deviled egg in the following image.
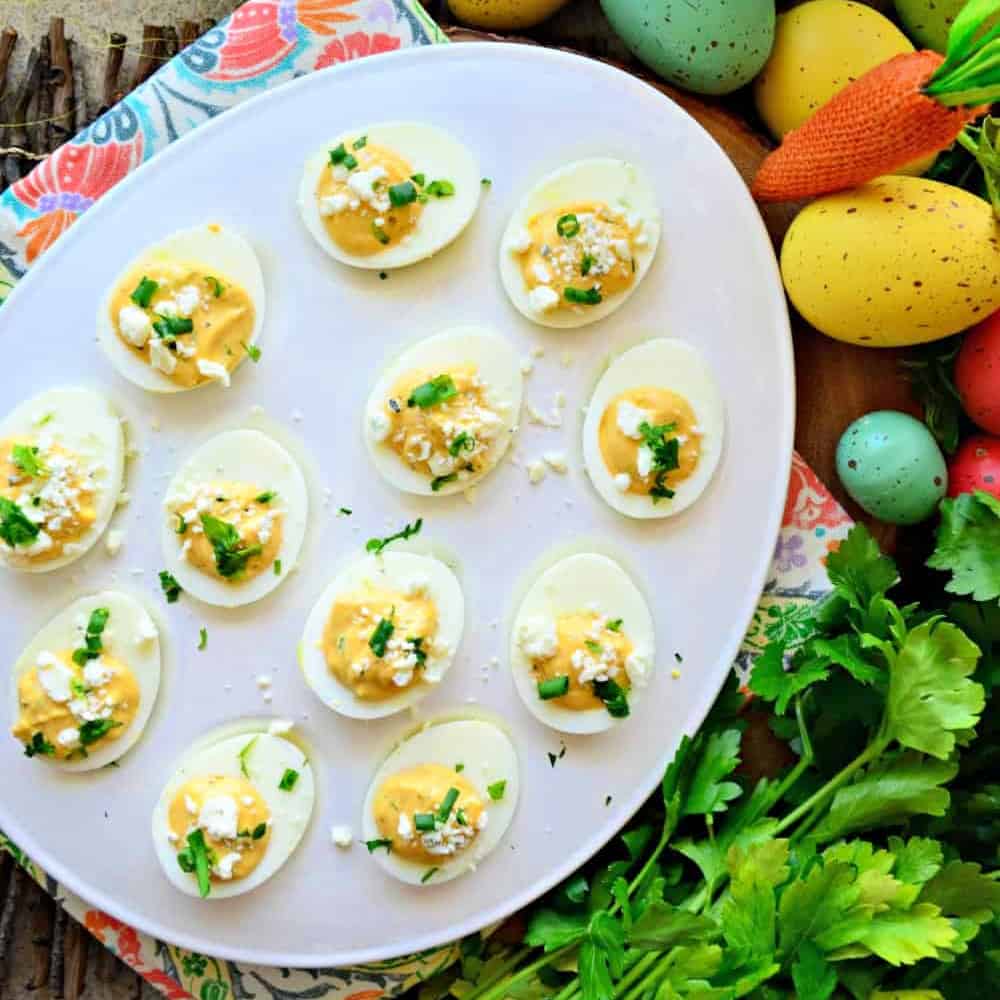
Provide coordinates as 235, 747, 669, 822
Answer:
583, 339, 724, 519
499, 158, 660, 328
364, 327, 522, 496
362, 718, 518, 885
298, 122, 481, 270
151, 721, 314, 899
161, 429, 308, 607
301, 550, 464, 719
10, 591, 161, 770
97, 223, 265, 393
510, 553, 654, 734
0, 388, 124, 572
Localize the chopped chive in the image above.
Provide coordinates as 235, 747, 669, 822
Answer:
408, 374, 457, 409
205, 275, 224, 297
180, 829, 213, 898
352, 135, 367, 150
431, 473, 457, 492
130, 276, 158, 308
487, 780, 507, 801
252, 822, 267, 839
365, 838, 392, 853
454, 762, 465, 773
254, 490, 277, 504
152, 315, 194, 339
366, 518, 422, 555
425, 179, 455, 198
436, 787, 460, 823
414, 812, 436, 832
338, 507, 352, 516
198, 627, 207, 651
581, 253, 595, 276
410, 173, 426, 187
421, 867, 439, 884
584, 640, 603, 654
369, 616, 395, 657
372, 221, 390, 245
329, 144, 358, 170
175, 513, 187, 535
538, 675, 569, 700
243, 341, 261, 363
456, 808, 467, 826
607, 618, 623, 632
556, 214, 580, 238
278, 768, 299, 791
563, 286, 602, 305
274, 559, 282, 576
238, 735, 258, 779
159, 570, 182, 603
388, 181, 418, 207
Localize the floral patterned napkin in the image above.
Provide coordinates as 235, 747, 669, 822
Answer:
0, 4, 853, 996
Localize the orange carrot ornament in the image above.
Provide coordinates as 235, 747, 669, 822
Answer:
752, 0, 1000, 204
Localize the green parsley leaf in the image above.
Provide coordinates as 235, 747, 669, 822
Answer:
920, 859, 1000, 923
449, 431, 474, 456
0, 496, 40, 547
329, 144, 358, 170
827, 522, 899, 611
238, 735, 258, 779
205, 275, 224, 298
352, 135, 367, 150
198, 627, 207, 651
580, 253, 595, 276
487, 780, 506, 801
431, 473, 457, 492
251, 822, 267, 840
183, 829, 213, 898
425, 179, 455, 198
593, 678, 630, 719
366, 518, 422, 555
365, 838, 392, 853
681, 728, 743, 817
749, 642, 829, 715
564, 286, 602, 305
11, 444, 46, 478
538, 675, 569, 700
199, 513, 263, 579
338, 507, 352, 516
72, 607, 110, 666
790, 941, 837, 1000
627, 903, 719, 951
408, 374, 458, 409
584, 639, 603, 654
524, 909, 589, 951
369, 616, 394, 657
278, 768, 299, 791
243, 341, 261, 363
421, 867, 439, 883
889, 835, 944, 884
159, 570, 182, 603
254, 491, 276, 504
556, 213, 580, 238
410, 173, 426, 187
606, 618, 623, 632
24, 731, 55, 758
152, 314, 194, 339
371, 221, 390, 245
130, 276, 158, 308
480, 177, 492, 187
929, 490, 1000, 602
388, 180, 417, 206
79, 718, 121, 747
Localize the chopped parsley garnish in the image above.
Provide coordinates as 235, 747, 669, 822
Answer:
408, 374, 457, 409
274, 559, 282, 576
449, 432, 474, 456
674, 652, 683, 663
278, 768, 299, 791
580, 253, 595, 276
593, 678, 630, 718
538, 675, 570, 700
205, 275, 224, 298
243, 341, 261, 363
371, 221, 390, 245
352, 135, 367, 150
487, 780, 507, 801
410, 173, 426, 187
11, 444, 46, 478
239, 822, 267, 840
556, 213, 580, 238
365, 838, 392, 853
177, 829, 213, 898
414, 812, 436, 832
130, 276, 158, 308
584, 640, 603, 655
638, 420, 680, 503
421, 867, 439, 884
174, 513, 187, 535
389, 181, 418, 207
329, 143, 358, 170
481, 177, 492, 187
456, 808, 467, 826
24, 731, 55, 758
238, 736, 258, 778
366, 517, 423, 555
369, 615, 395, 657
0, 496, 40, 547
198, 627, 208, 651
35, 413, 53, 427
425, 179, 455, 198
431, 473, 457, 492
408, 636, 427, 666
159, 570, 182, 603
152, 314, 194, 340
338, 507, 353, 516
563, 286, 602, 305
455, 762, 465, 773
199, 513, 263, 578
71, 678, 88, 698
437, 787, 460, 823
254, 491, 277, 504
79, 718, 122, 746
72, 607, 110, 666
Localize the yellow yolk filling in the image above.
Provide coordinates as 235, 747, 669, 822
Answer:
0, 438, 97, 562
168, 775, 270, 883
380, 365, 500, 485
531, 613, 633, 712
599, 388, 701, 498
110, 261, 255, 389
317, 141, 422, 256
323, 583, 438, 701
519, 201, 639, 308
11, 650, 139, 759
372, 764, 485, 864
167, 481, 283, 583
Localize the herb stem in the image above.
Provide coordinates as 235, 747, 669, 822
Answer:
466, 945, 573, 1000
612, 951, 661, 1000
617, 951, 675, 1000
624, 826, 673, 902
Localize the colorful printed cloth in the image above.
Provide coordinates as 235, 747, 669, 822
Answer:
0, 4, 854, 997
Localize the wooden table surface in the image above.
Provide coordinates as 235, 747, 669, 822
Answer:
0, 3, 915, 998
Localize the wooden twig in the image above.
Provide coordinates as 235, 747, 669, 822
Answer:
0, 27, 17, 104
0, 854, 19, 986
70, 39, 88, 131
200, 18, 217, 34
48, 901, 68, 998
102, 32, 126, 110
4, 45, 41, 189
28, 884, 54, 989
33, 35, 52, 155
163, 25, 180, 60
131, 24, 163, 92
180, 20, 200, 49
63, 912, 88, 1000
49, 17, 74, 150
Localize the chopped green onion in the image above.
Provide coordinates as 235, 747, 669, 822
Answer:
593, 678, 630, 718
254, 491, 277, 504
538, 675, 570, 700
243, 341, 261, 363
159, 570, 182, 603
175, 513, 187, 535
421, 867, 439, 884
581, 253, 595, 276
369, 616, 395, 657
425, 179, 455, 198
274, 559, 282, 576
372, 221, 390, 245
198, 627, 208, 651
414, 812, 436, 832
606, 618, 623, 632
487, 780, 507, 801
455, 763, 465, 773
252, 822, 267, 839
365, 838, 392, 853
329, 144, 358, 170
408, 374, 457, 409
563, 286, 602, 305
130, 276, 158, 308
182, 829, 213, 898
352, 135, 367, 150
410, 173, 426, 187
389, 181, 418, 207
431, 473, 457, 492
449, 431, 474, 456
278, 768, 299, 791
556, 214, 580, 238
436, 787, 460, 823
205, 276, 224, 298
238, 735, 258, 779
366, 518, 422, 555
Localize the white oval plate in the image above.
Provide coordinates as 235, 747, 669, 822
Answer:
0, 43, 793, 968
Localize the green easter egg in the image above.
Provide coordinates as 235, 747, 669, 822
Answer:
836, 410, 947, 525
894, 0, 1000, 53
599, 0, 776, 96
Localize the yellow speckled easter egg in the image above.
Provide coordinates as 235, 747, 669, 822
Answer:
446, 0, 570, 30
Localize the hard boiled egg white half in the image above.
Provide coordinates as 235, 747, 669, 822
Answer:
364, 326, 523, 497
151, 722, 315, 899
301, 550, 464, 720
362, 718, 519, 886
9, 591, 161, 771
97, 224, 265, 394
499, 158, 660, 329
0, 387, 124, 573
510, 552, 655, 735
583, 339, 724, 519
298, 122, 481, 270
160, 429, 308, 608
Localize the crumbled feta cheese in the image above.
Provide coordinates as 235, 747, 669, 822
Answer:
319, 193, 350, 216
149, 338, 177, 375
105, 528, 124, 556
37, 653, 74, 702
613, 473, 631, 493
83, 658, 114, 688
118, 304, 152, 347
626, 651, 651, 687
636, 445, 654, 479
212, 851, 242, 880
543, 451, 568, 474
346, 166, 390, 212
527, 460, 547, 484
398, 812, 414, 839
57, 726, 80, 748
518, 616, 558, 660
616, 401, 650, 440
368, 410, 391, 443
135, 614, 158, 644
331, 825, 353, 848
174, 284, 202, 317
197, 359, 231, 388
267, 718, 294, 736
506, 226, 533, 254
198, 795, 239, 840
532, 261, 552, 283
184, 794, 198, 816
256, 674, 272, 689
528, 285, 560, 314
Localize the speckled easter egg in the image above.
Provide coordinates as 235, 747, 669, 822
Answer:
599, 0, 776, 96
895, 0, 1000, 53
836, 410, 947, 524
956, 309, 1000, 434
948, 434, 1000, 500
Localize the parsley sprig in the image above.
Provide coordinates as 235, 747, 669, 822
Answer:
0, 496, 40, 547
200, 513, 263, 578
366, 518, 422, 555
72, 607, 110, 666
638, 420, 680, 503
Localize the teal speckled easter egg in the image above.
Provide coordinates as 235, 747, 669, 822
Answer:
836, 411, 947, 525
599, 0, 776, 96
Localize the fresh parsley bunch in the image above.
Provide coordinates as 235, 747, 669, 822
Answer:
419, 525, 999, 1000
